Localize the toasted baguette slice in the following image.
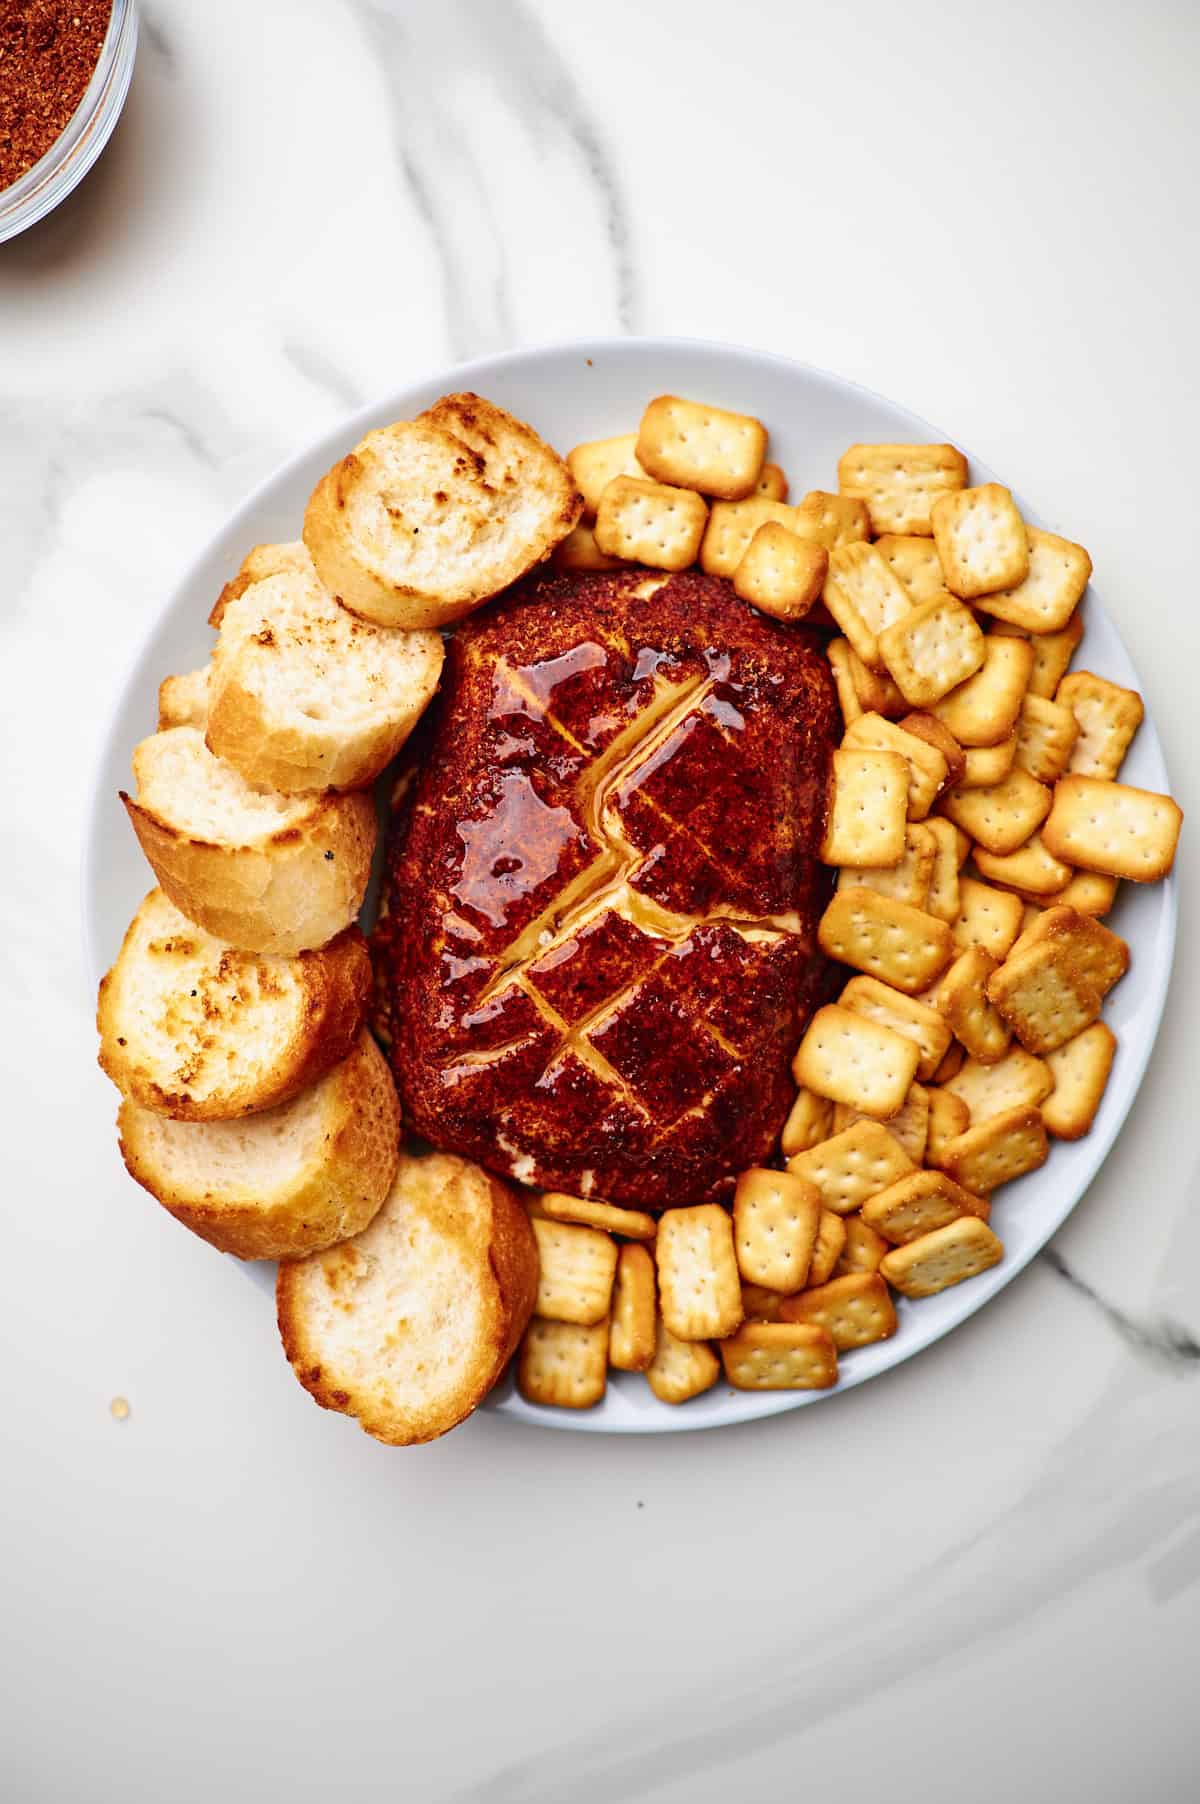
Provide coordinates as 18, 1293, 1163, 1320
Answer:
158, 666, 211, 730
206, 551, 444, 792
117, 1029, 399, 1259
277, 1150, 538, 1445
121, 726, 375, 954
98, 889, 371, 1120
302, 393, 582, 630
208, 540, 314, 629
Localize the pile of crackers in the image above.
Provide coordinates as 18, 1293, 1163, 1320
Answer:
515, 396, 1182, 1411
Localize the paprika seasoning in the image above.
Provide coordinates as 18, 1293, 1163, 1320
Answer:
0, 0, 113, 191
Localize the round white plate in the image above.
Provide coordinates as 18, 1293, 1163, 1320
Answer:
83, 337, 1177, 1434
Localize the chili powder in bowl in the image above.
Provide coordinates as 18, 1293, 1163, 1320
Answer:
0, 0, 137, 244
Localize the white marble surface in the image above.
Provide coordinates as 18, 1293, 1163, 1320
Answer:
2, 2, 1199, 1798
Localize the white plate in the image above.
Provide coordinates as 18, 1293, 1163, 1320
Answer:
83, 337, 1177, 1435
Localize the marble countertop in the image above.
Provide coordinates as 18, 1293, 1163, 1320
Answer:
3, 2, 1198, 1799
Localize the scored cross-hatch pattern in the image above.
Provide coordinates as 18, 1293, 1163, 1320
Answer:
444, 635, 805, 1137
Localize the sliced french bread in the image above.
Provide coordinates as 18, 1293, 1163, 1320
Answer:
208, 539, 314, 629
117, 1028, 399, 1259
205, 551, 444, 793
277, 1150, 539, 1444
97, 889, 371, 1120
158, 666, 211, 730
302, 393, 582, 630
121, 726, 375, 954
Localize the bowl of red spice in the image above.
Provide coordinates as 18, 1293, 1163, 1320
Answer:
0, 0, 137, 244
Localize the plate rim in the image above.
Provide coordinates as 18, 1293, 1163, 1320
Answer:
81, 333, 1179, 1436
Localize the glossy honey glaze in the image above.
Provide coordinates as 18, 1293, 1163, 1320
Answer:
375, 567, 838, 1209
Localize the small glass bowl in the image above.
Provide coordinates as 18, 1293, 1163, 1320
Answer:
0, 0, 138, 245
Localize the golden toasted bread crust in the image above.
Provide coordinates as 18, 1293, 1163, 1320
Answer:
118, 1030, 400, 1259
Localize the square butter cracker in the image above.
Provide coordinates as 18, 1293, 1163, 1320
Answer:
645, 1318, 720, 1405
1041, 775, 1182, 882
734, 523, 828, 621
880, 1215, 1004, 1299
953, 877, 1025, 958
875, 534, 946, 605
932, 483, 1029, 599
780, 1086, 835, 1157
942, 1045, 1053, 1123
940, 1104, 1049, 1192
567, 433, 647, 516
849, 643, 909, 718
594, 475, 708, 571
656, 1204, 743, 1341
780, 1271, 897, 1350
821, 747, 910, 867
899, 711, 966, 791
792, 1001, 921, 1118
531, 1217, 618, 1325
878, 593, 986, 708
991, 611, 1084, 698
808, 1210, 848, 1286
636, 394, 766, 500
1006, 905, 1128, 993
756, 462, 789, 502
862, 1169, 988, 1246
827, 638, 865, 726
793, 490, 871, 548
700, 496, 798, 577
834, 1214, 892, 1276
938, 946, 1012, 1063
518, 1318, 609, 1409
932, 636, 1035, 747
1014, 692, 1079, 784
788, 1117, 916, 1215
538, 1191, 657, 1241
985, 940, 1101, 1054
923, 817, 962, 922
1043, 869, 1118, 917
741, 1281, 790, 1322
839, 821, 937, 908
1042, 1022, 1117, 1139
974, 527, 1092, 632
842, 712, 948, 820
973, 831, 1073, 898
840, 974, 952, 1080
834, 1083, 930, 1165
926, 1087, 971, 1165
733, 1168, 821, 1293
608, 1244, 657, 1372
554, 521, 624, 573
1058, 672, 1145, 780
959, 736, 1018, 788
720, 1321, 838, 1391
941, 767, 1053, 856
823, 542, 915, 670
837, 443, 968, 536
820, 888, 956, 996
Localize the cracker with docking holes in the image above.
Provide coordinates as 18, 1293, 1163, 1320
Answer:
842, 713, 949, 820
733, 1167, 821, 1293
986, 944, 1101, 1055
636, 394, 767, 499
823, 542, 915, 670
974, 527, 1092, 631
837, 443, 968, 536
878, 593, 986, 707
594, 475, 708, 571
780, 1272, 897, 1350
821, 748, 910, 867
942, 1046, 1053, 1122
645, 1318, 720, 1404
992, 611, 1084, 697
840, 975, 952, 1080
780, 1087, 835, 1157
862, 1169, 989, 1245
608, 1244, 657, 1371
1042, 870, 1118, 917
720, 1321, 838, 1391
828, 638, 865, 726
1058, 672, 1145, 780
700, 496, 798, 576
809, 1210, 848, 1285
880, 1215, 1004, 1298
875, 534, 947, 604
553, 521, 624, 573
839, 823, 936, 909
973, 832, 1074, 898
530, 1217, 618, 1325
938, 946, 1012, 1063
939, 1104, 1048, 1192
741, 1282, 789, 1322
1041, 774, 1182, 881
734, 523, 828, 620
818, 889, 956, 996
793, 1003, 920, 1118
834, 1214, 891, 1276
566, 433, 647, 516
1041, 1022, 1117, 1140
953, 877, 1026, 958
1014, 693, 1079, 784
899, 712, 966, 791
655, 1204, 743, 1341
518, 1317, 609, 1409
756, 462, 789, 501
932, 636, 1034, 746
536, 1191, 657, 1242
941, 767, 1053, 856
960, 737, 1018, 787
787, 1118, 916, 1214
846, 643, 909, 719
926, 1087, 971, 1165
932, 483, 1029, 598
1005, 905, 1129, 993
836, 1081, 930, 1164
793, 489, 871, 548
923, 817, 962, 922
